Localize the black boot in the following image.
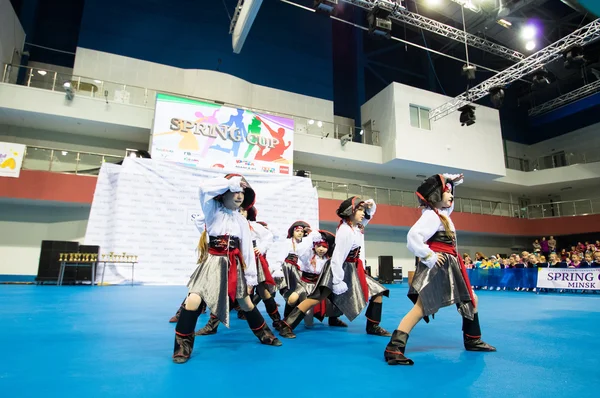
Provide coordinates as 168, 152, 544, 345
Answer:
283, 303, 295, 318
169, 302, 184, 323
365, 300, 392, 336
263, 297, 283, 330
462, 313, 496, 352
384, 330, 414, 365
195, 314, 220, 336
244, 306, 282, 346
172, 305, 202, 364
279, 307, 306, 339
252, 293, 262, 306
328, 316, 348, 327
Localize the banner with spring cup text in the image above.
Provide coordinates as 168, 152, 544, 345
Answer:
150, 94, 294, 175
536, 268, 600, 290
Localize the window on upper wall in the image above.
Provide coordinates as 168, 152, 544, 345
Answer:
409, 104, 431, 130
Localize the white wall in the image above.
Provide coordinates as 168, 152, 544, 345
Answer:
0, 202, 90, 276
362, 83, 506, 177
73, 48, 334, 124
0, 0, 25, 66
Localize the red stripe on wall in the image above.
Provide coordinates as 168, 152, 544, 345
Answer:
2, 171, 599, 236
0, 170, 97, 204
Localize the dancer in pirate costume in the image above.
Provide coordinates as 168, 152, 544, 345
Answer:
172, 174, 281, 364
289, 230, 348, 327
384, 174, 496, 366
195, 206, 283, 335
278, 198, 391, 339
277, 221, 315, 298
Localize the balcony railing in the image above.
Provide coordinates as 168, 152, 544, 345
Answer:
1, 63, 379, 145
17, 145, 600, 219
505, 149, 600, 172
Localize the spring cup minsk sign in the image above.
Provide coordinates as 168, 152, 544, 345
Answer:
537, 268, 600, 290
150, 94, 294, 175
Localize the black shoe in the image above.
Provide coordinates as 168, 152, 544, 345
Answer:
464, 335, 496, 352
253, 324, 283, 346
237, 310, 246, 320
172, 333, 195, 364
195, 316, 220, 336
384, 330, 414, 366
367, 324, 392, 336
328, 317, 348, 327
278, 307, 306, 339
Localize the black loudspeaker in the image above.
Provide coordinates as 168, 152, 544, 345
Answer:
378, 256, 394, 284
393, 267, 403, 281
36, 240, 79, 284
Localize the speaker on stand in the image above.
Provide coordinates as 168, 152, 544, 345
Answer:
378, 255, 394, 284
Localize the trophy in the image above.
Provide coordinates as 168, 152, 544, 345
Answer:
59, 253, 64, 262
69, 253, 74, 262
134, 255, 138, 262
109, 252, 115, 262
102, 253, 106, 261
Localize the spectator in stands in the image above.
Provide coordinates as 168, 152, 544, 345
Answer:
463, 254, 473, 269
548, 236, 556, 253
532, 240, 541, 253
569, 253, 582, 268
593, 252, 600, 266
548, 253, 560, 267
584, 253, 593, 267
560, 249, 569, 261
540, 237, 549, 257
539, 255, 547, 264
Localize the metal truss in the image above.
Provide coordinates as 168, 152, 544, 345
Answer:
229, 0, 245, 34
528, 79, 600, 117
340, 0, 525, 62
429, 19, 600, 122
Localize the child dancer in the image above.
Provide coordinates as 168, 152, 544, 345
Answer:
384, 173, 496, 366
278, 197, 391, 338
277, 221, 315, 297
172, 174, 281, 364
285, 230, 347, 327
195, 206, 283, 335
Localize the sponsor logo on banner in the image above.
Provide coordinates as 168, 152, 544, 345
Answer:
537, 268, 600, 290
0, 142, 26, 178
150, 93, 294, 175
262, 167, 276, 173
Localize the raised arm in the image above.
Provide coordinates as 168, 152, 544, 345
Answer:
199, 176, 243, 224
362, 199, 377, 227
440, 173, 463, 216
330, 224, 354, 295
407, 210, 441, 268
298, 231, 324, 266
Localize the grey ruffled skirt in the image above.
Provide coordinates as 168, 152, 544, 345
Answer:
310, 261, 389, 321
187, 253, 248, 328
408, 254, 475, 320
280, 262, 301, 295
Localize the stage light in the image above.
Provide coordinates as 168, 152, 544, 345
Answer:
563, 45, 586, 69
295, 170, 311, 178
489, 86, 505, 109
525, 40, 536, 51
314, 0, 337, 14
37, 70, 47, 76
462, 64, 477, 80
531, 68, 550, 89
497, 19, 512, 28
367, 2, 394, 39
458, 104, 476, 126
521, 25, 536, 40
308, 119, 315, 125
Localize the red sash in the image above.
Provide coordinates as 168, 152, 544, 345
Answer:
345, 256, 369, 304
427, 241, 476, 307
257, 253, 275, 286
284, 256, 300, 270
209, 247, 243, 303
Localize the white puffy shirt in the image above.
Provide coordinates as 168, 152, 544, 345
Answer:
199, 176, 256, 286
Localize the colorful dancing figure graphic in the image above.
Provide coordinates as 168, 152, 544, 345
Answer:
212, 109, 247, 157
198, 109, 221, 157
254, 116, 291, 162
243, 117, 262, 159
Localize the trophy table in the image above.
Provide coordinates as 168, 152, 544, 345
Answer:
99, 253, 139, 286
57, 253, 98, 286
